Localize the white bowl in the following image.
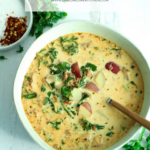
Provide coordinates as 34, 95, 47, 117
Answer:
0, 0, 33, 51
13, 21, 150, 150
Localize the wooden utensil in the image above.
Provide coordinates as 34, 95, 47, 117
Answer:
107, 98, 150, 130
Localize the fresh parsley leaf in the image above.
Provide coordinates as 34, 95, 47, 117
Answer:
30, 11, 67, 38
0, 56, 6, 60
16, 45, 24, 53
23, 93, 37, 99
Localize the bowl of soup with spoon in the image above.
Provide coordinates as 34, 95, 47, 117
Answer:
13, 21, 150, 150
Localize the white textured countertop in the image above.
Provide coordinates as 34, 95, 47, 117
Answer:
0, 0, 150, 150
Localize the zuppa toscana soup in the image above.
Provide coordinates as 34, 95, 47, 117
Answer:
21, 33, 144, 150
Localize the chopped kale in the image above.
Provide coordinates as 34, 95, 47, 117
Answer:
38, 59, 41, 69
130, 81, 137, 87
85, 63, 97, 71
50, 82, 55, 90
49, 121, 61, 130
47, 138, 52, 142
77, 93, 90, 107
57, 62, 71, 72
121, 125, 126, 131
26, 76, 31, 82
49, 64, 61, 75
23, 93, 37, 99
135, 73, 138, 77
43, 61, 48, 66
106, 132, 114, 136
51, 41, 55, 45
111, 48, 121, 51
61, 102, 74, 118
60, 35, 78, 44
82, 118, 104, 131
45, 47, 58, 63
41, 85, 46, 92
62, 140, 65, 145
62, 42, 79, 56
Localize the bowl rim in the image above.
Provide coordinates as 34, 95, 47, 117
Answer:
0, 0, 33, 51
13, 20, 150, 150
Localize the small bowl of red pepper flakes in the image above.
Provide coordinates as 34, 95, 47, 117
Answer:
0, 0, 33, 51
0, 16, 28, 46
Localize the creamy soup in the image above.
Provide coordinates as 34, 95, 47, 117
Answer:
21, 33, 144, 150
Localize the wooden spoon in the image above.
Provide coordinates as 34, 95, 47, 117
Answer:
107, 98, 150, 130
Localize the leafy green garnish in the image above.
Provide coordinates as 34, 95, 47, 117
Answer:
41, 85, 46, 92
61, 102, 74, 118
77, 93, 90, 107
93, 47, 99, 50
85, 63, 97, 71
121, 125, 126, 131
135, 73, 138, 77
45, 47, 58, 63
82, 118, 104, 131
16, 45, 23, 53
23, 93, 37, 99
43, 61, 48, 66
0, 56, 6, 60
122, 85, 128, 92
62, 42, 79, 56
49, 62, 71, 75
102, 38, 107, 41
106, 132, 114, 136
26, 76, 30, 82
62, 140, 65, 145
57, 62, 71, 72
38, 59, 41, 69
49, 64, 61, 75
50, 82, 55, 90
30, 12, 67, 38
130, 81, 137, 87
47, 138, 52, 142
123, 127, 146, 150
48, 121, 61, 130
60, 36, 78, 44
111, 48, 121, 51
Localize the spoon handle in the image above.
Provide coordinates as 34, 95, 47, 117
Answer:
107, 98, 150, 130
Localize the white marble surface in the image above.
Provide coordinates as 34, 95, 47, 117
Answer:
1, 0, 150, 149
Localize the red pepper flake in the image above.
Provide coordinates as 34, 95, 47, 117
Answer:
64, 101, 71, 105
6, 14, 8, 16
93, 126, 97, 131
103, 105, 106, 107
0, 16, 27, 46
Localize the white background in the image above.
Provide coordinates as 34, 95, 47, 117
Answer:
0, 0, 150, 149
